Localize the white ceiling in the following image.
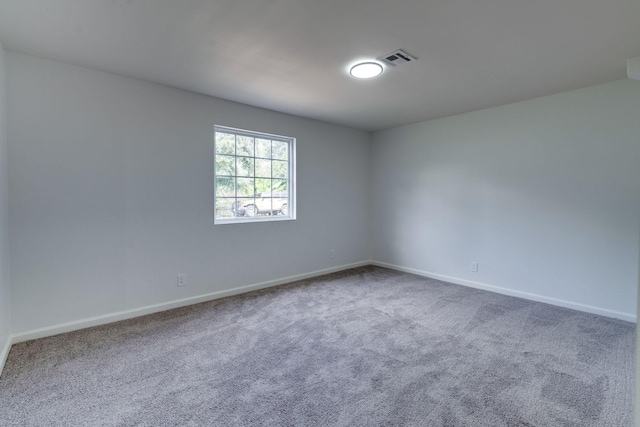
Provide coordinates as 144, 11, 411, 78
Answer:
0, 0, 638, 131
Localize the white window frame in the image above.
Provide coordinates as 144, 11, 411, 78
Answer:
214, 125, 296, 225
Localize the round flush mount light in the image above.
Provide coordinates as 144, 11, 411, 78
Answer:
349, 62, 383, 79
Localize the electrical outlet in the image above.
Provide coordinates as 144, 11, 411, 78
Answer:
330, 249, 335, 258
177, 274, 187, 287
471, 262, 478, 272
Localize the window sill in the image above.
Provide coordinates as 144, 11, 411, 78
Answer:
214, 216, 296, 225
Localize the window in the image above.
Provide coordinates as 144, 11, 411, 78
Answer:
214, 125, 296, 224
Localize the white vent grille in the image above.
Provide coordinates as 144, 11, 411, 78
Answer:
377, 49, 417, 67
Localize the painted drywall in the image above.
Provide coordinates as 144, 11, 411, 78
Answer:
0, 41, 11, 364
371, 79, 640, 319
6, 52, 370, 333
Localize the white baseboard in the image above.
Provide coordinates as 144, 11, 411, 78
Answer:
0, 334, 11, 376
10, 260, 371, 345
371, 260, 636, 323
3, 258, 633, 378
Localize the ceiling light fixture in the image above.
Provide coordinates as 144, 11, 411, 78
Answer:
350, 62, 383, 79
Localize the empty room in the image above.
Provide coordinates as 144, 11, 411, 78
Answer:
0, 0, 639, 426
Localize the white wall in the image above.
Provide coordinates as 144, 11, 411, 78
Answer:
0, 42, 11, 362
6, 52, 370, 333
371, 79, 640, 320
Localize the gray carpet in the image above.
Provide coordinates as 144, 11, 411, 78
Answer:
0, 266, 635, 426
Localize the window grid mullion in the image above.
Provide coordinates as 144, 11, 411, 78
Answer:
234, 135, 238, 215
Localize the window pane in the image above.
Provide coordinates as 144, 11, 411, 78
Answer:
255, 197, 272, 215
236, 157, 255, 177
272, 160, 288, 179
216, 154, 235, 176
255, 158, 271, 178
256, 138, 271, 159
215, 198, 235, 218
255, 178, 271, 195
236, 178, 255, 197
236, 135, 254, 157
216, 177, 235, 197
272, 140, 288, 160
271, 192, 288, 216
235, 198, 256, 217
216, 133, 235, 155
272, 179, 287, 193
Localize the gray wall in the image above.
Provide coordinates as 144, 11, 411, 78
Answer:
0, 42, 11, 353
371, 79, 640, 319
6, 52, 370, 333
5, 50, 640, 333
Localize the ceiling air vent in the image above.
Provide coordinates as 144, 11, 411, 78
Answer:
377, 49, 417, 67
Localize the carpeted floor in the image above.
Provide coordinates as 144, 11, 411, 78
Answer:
0, 266, 635, 426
